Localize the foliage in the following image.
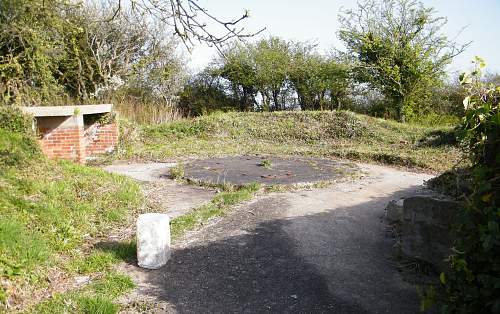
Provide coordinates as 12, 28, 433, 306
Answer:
178, 69, 240, 116
208, 37, 350, 112
0, 107, 39, 166
338, 0, 467, 121
0, 0, 186, 107
0, 106, 34, 133
0, 0, 68, 104
289, 44, 350, 110
440, 58, 500, 313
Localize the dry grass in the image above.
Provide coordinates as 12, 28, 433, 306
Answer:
114, 97, 184, 125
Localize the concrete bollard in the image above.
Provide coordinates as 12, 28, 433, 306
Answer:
137, 213, 171, 269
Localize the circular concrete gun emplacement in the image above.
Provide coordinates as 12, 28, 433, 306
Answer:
183, 156, 358, 186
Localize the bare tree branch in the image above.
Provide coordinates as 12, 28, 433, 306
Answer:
106, 0, 266, 54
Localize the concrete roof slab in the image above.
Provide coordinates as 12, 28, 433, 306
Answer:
21, 104, 113, 117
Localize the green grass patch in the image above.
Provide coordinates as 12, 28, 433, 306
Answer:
31, 271, 135, 314
91, 272, 135, 299
117, 111, 463, 172
0, 125, 143, 310
69, 240, 137, 274
170, 182, 261, 239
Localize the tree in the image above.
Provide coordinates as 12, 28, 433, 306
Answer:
0, 0, 70, 104
253, 37, 291, 111
108, 0, 264, 53
215, 43, 258, 111
289, 44, 350, 110
0, 0, 260, 106
210, 37, 351, 112
178, 69, 239, 116
338, 0, 468, 121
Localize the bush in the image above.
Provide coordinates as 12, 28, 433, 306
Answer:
0, 106, 34, 133
0, 106, 40, 166
440, 58, 500, 313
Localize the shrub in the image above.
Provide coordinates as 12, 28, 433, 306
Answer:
0, 106, 34, 133
0, 106, 40, 166
440, 58, 500, 313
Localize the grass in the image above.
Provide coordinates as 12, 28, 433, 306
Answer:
258, 159, 273, 169
170, 182, 261, 239
0, 124, 143, 311
169, 163, 185, 180
31, 271, 135, 314
117, 111, 463, 172
0, 109, 464, 310
69, 240, 137, 274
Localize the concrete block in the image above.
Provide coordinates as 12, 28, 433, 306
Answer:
401, 196, 461, 270
137, 213, 171, 269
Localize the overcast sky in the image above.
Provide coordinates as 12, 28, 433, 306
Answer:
185, 0, 500, 76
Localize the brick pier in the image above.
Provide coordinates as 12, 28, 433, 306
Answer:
21, 105, 118, 163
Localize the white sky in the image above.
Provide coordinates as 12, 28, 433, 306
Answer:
183, 0, 500, 75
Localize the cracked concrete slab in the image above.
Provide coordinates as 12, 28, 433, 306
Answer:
184, 156, 358, 186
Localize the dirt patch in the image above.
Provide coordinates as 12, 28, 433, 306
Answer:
184, 156, 357, 186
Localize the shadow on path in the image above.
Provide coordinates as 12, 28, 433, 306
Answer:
111, 183, 427, 313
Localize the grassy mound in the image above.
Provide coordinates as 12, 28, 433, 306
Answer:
0, 108, 142, 311
120, 111, 463, 172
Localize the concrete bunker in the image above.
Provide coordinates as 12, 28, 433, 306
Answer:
21, 104, 118, 163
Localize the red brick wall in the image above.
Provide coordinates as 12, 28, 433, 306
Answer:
84, 123, 119, 156
38, 126, 85, 163
35, 116, 118, 164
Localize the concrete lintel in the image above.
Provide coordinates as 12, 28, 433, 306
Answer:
21, 104, 113, 117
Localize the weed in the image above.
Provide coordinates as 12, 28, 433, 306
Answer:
77, 296, 118, 314
169, 163, 185, 180
69, 251, 118, 274
258, 159, 272, 169
170, 182, 261, 239
91, 272, 135, 298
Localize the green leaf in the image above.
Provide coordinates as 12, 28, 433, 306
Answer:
440, 272, 446, 284
463, 96, 471, 109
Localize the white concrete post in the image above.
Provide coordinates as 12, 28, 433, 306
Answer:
137, 213, 171, 269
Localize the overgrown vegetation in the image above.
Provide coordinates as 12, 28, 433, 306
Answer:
438, 59, 500, 313
117, 110, 462, 172
0, 108, 142, 311
0, 0, 186, 120
338, 0, 468, 121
